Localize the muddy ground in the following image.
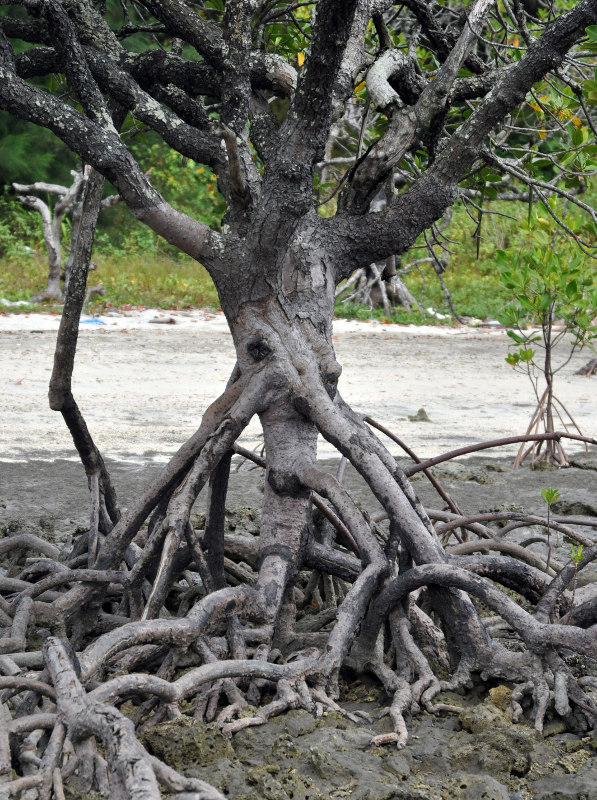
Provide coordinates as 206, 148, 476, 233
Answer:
1, 313, 596, 799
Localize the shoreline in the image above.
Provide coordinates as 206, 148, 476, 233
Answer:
0, 306, 507, 336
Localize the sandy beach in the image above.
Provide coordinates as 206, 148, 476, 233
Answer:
0, 309, 594, 465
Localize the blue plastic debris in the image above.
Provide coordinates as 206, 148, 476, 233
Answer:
80, 318, 106, 326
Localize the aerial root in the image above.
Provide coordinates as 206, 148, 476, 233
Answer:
193, 637, 248, 725
311, 686, 373, 724
369, 670, 411, 750
352, 554, 597, 745
0, 596, 34, 654
1, 396, 596, 796
16, 636, 224, 800
366, 606, 463, 750
4, 634, 318, 799
528, 651, 597, 734
221, 677, 301, 734
144, 749, 226, 800
219, 672, 373, 737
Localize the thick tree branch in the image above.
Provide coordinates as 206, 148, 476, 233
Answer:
0, 33, 225, 271
61, 0, 123, 56
341, 0, 494, 213
402, 0, 487, 74
280, 0, 362, 166
138, 0, 226, 68
40, 0, 114, 130
0, 14, 50, 44
15, 44, 296, 103
331, 0, 597, 276
84, 50, 225, 170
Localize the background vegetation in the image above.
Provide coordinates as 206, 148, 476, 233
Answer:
2, 181, 595, 325
0, 2, 595, 323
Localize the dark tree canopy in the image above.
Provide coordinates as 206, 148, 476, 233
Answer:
0, 2, 596, 798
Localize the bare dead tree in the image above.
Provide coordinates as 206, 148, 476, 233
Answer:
13, 168, 90, 301
13, 166, 121, 301
0, 1, 596, 797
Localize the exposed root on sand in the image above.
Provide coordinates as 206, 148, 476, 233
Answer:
3, 174, 594, 797
1, 382, 596, 797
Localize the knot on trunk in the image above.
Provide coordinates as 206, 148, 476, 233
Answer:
268, 468, 309, 498
247, 337, 272, 362
320, 358, 342, 399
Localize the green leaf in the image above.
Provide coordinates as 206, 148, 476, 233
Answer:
506, 330, 526, 344
559, 150, 578, 167
535, 215, 553, 230
571, 126, 589, 147
541, 487, 560, 505
519, 296, 536, 313
570, 543, 584, 564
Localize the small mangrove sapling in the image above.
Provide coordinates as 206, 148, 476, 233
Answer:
569, 544, 585, 607
498, 237, 597, 468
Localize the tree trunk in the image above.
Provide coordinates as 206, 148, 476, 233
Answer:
1, 2, 597, 795
218, 263, 340, 631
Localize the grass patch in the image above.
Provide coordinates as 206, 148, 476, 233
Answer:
0, 252, 218, 311
0, 250, 513, 323
0, 255, 49, 302
94, 254, 218, 309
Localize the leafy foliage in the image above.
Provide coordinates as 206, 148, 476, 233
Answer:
497, 231, 597, 372
0, 113, 73, 187
541, 487, 560, 506
569, 543, 584, 565
0, 194, 44, 260
96, 142, 224, 257
496, 214, 597, 464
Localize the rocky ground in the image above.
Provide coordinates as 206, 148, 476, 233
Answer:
139, 691, 597, 800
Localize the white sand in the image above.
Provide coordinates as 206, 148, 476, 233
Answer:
0, 309, 594, 463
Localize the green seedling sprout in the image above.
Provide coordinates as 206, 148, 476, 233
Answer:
541, 487, 560, 572
569, 544, 584, 607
